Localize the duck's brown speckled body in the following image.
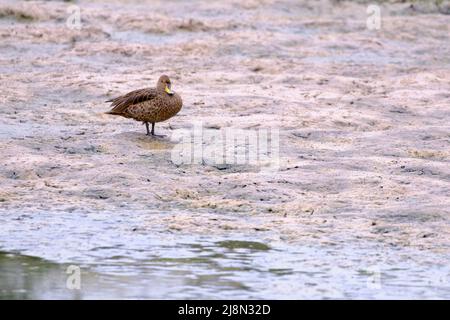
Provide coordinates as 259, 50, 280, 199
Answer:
106, 75, 182, 136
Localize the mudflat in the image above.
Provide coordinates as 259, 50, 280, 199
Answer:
0, 0, 449, 299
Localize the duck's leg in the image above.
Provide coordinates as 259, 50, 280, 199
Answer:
151, 122, 166, 137
144, 122, 151, 135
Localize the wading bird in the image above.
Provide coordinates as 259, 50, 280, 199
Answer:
106, 75, 182, 136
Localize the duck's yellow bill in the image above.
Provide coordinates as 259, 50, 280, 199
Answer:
165, 86, 174, 95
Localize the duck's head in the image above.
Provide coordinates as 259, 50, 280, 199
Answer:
157, 75, 174, 96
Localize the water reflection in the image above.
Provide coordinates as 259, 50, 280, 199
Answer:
0, 210, 449, 299
0, 252, 80, 299
1, 235, 449, 299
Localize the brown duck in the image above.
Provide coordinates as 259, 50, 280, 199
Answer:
106, 75, 182, 136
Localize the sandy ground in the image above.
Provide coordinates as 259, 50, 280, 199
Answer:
0, 0, 449, 298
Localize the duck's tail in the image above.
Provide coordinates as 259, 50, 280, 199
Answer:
105, 110, 118, 115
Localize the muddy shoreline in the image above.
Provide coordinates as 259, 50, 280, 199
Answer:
0, 0, 449, 298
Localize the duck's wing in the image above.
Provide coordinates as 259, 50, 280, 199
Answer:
106, 88, 157, 115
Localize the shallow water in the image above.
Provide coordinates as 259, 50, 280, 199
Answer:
1, 210, 449, 299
